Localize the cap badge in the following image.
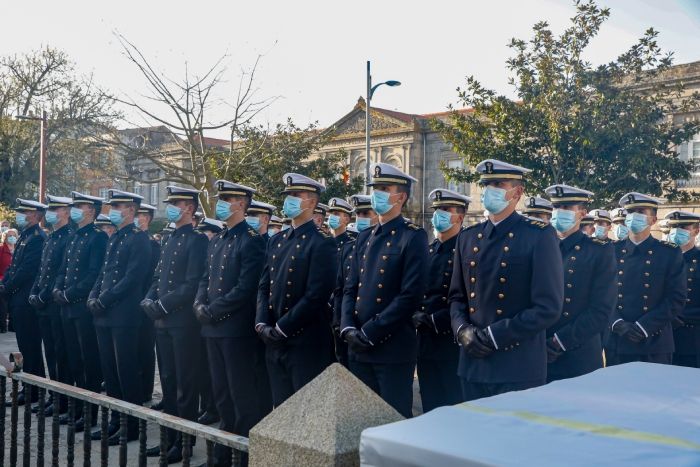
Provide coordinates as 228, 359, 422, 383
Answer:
628, 194, 635, 204
529, 197, 536, 207
374, 166, 381, 177
485, 161, 494, 174
286, 176, 293, 186
436, 191, 442, 200
555, 186, 563, 197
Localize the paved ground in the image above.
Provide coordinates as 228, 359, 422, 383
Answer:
0, 330, 424, 465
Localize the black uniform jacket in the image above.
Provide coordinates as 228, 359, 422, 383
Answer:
147, 224, 208, 329
55, 223, 108, 318
341, 216, 428, 364
31, 223, 74, 313
89, 224, 151, 327
2, 224, 46, 308
196, 220, 265, 338
256, 219, 337, 345
610, 236, 686, 355
675, 247, 700, 356
449, 212, 564, 383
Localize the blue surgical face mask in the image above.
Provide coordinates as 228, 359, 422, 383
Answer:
0, 227, 8, 234
108, 209, 124, 226
481, 186, 511, 215
215, 199, 232, 221
355, 217, 371, 232
268, 227, 280, 236
70, 207, 84, 224
134, 217, 142, 229
15, 213, 27, 229
613, 224, 629, 241
625, 212, 648, 234
594, 225, 607, 239
328, 214, 341, 230
431, 209, 454, 233
45, 211, 59, 226
551, 209, 577, 233
245, 216, 261, 232
370, 190, 394, 215
166, 204, 183, 223
6, 236, 17, 245
669, 227, 691, 247
282, 196, 305, 219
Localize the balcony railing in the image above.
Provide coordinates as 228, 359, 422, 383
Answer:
0, 353, 248, 467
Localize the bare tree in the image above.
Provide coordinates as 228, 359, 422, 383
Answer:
104, 33, 278, 214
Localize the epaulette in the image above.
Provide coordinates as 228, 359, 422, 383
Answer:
591, 238, 610, 245
660, 240, 678, 248
247, 227, 259, 237
317, 228, 332, 238
132, 227, 141, 233
404, 221, 423, 231
525, 218, 548, 229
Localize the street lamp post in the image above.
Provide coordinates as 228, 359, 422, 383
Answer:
365, 61, 401, 194
16, 110, 48, 202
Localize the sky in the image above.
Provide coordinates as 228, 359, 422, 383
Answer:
1, 0, 699, 138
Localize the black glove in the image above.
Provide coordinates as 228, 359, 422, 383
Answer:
28, 295, 38, 307
457, 325, 494, 358
612, 320, 645, 343
87, 298, 106, 316
140, 299, 166, 321
672, 316, 686, 330
344, 328, 372, 353
52, 289, 68, 305
412, 312, 434, 331
257, 325, 284, 345
28, 295, 45, 310
194, 303, 214, 325
546, 337, 564, 363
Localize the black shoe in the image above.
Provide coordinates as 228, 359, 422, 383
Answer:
146, 445, 164, 457
91, 423, 118, 441
107, 429, 138, 446
165, 446, 183, 464
150, 399, 164, 411
32, 402, 49, 413
7, 392, 27, 407
197, 411, 219, 425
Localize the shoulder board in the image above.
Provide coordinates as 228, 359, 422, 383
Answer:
132, 227, 141, 233
403, 220, 423, 231
591, 238, 610, 245
464, 221, 484, 232
659, 240, 678, 248
524, 218, 548, 229
317, 229, 332, 239
247, 227, 259, 237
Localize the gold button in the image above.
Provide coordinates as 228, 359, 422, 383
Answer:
496, 309, 503, 315
379, 269, 384, 274
508, 233, 514, 238
575, 245, 581, 251
504, 246, 510, 252
498, 293, 505, 299
469, 307, 475, 313
646, 260, 651, 265
473, 247, 479, 253
470, 261, 476, 267
500, 278, 506, 283
382, 255, 388, 260
501, 262, 507, 268
617, 305, 623, 310
618, 294, 623, 298
376, 298, 382, 303
618, 271, 623, 275
386, 242, 391, 247
570, 256, 576, 261
470, 277, 476, 283
566, 283, 572, 288
568, 269, 574, 274
644, 272, 650, 276
477, 233, 483, 239
378, 284, 383, 288
619, 259, 624, 263
563, 312, 569, 317
648, 250, 653, 255
470, 292, 476, 298
644, 284, 650, 288
565, 298, 571, 303
643, 307, 648, 311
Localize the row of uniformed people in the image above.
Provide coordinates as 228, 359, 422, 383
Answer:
2, 158, 697, 460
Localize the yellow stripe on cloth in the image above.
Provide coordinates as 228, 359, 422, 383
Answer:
457, 403, 700, 452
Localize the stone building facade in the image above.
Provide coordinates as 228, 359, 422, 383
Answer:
318, 60, 700, 230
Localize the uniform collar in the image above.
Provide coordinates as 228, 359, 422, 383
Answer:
624, 234, 654, 253
50, 223, 72, 237
435, 233, 457, 252
20, 224, 41, 238
483, 211, 521, 239
374, 215, 403, 235
560, 230, 585, 252
76, 222, 95, 233
225, 219, 249, 237
172, 223, 193, 236
287, 218, 316, 238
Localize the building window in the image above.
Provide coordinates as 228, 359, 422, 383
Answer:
150, 184, 158, 205
98, 187, 108, 199
446, 159, 468, 194
134, 182, 142, 196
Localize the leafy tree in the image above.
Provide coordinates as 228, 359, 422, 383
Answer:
433, 0, 700, 207
0, 47, 120, 204
213, 120, 363, 210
